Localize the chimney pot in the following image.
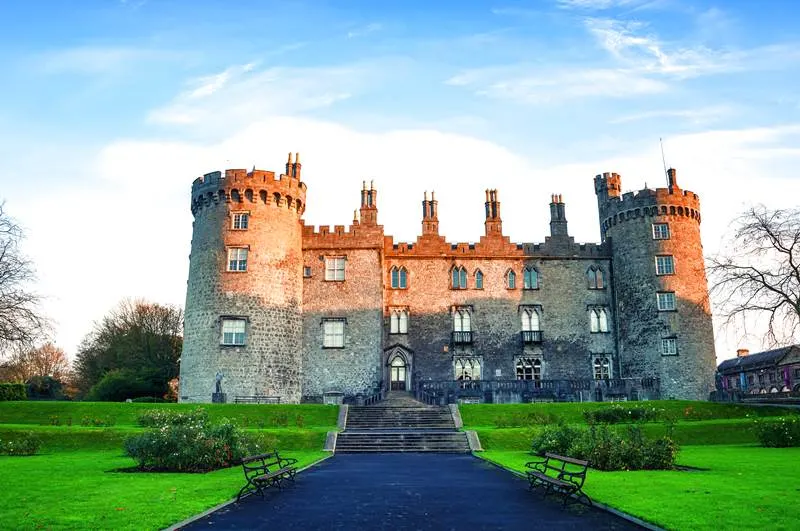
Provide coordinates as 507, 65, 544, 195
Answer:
736, 348, 750, 358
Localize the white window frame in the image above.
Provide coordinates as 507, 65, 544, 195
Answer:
657, 292, 676, 311
453, 308, 472, 332
221, 318, 246, 346
389, 309, 409, 334
227, 248, 248, 272
589, 307, 609, 333
324, 257, 346, 281
516, 357, 542, 381
661, 338, 678, 356
652, 223, 670, 240
593, 356, 611, 380
523, 267, 539, 290
655, 255, 675, 276
323, 319, 345, 348
454, 357, 481, 380
521, 308, 541, 332
232, 212, 250, 230
587, 266, 605, 289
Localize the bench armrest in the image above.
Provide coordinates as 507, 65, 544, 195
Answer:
524, 459, 547, 472
279, 457, 298, 467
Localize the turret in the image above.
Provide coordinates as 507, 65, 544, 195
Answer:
360, 180, 378, 226
484, 189, 502, 235
594, 168, 715, 400
181, 156, 307, 403
421, 191, 439, 235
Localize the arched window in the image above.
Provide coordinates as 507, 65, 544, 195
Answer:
451, 266, 467, 289
507, 270, 517, 289
475, 270, 484, 289
587, 266, 605, 289
390, 266, 408, 289
454, 358, 481, 380
590, 307, 610, 333
593, 356, 611, 380
453, 308, 471, 332
516, 358, 542, 381
390, 309, 409, 334
523, 267, 539, 290
521, 308, 540, 331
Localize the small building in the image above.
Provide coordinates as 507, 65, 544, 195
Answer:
716, 346, 800, 397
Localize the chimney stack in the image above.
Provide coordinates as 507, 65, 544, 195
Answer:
736, 348, 750, 358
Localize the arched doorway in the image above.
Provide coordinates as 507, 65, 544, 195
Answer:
390, 355, 407, 391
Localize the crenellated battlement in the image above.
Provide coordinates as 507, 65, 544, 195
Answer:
190, 166, 307, 216
302, 223, 384, 250
383, 235, 607, 259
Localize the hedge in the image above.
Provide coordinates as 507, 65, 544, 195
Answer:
0, 383, 26, 401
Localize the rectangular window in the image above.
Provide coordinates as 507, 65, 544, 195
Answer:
227, 248, 248, 271
221, 319, 246, 346
656, 292, 676, 311
661, 338, 677, 356
303, 266, 312, 278
655, 255, 675, 275
593, 356, 611, 379
324, 257, 346, 281
652, 223, 670, 240
232, 212, 249, 230
323, 319, 345, 348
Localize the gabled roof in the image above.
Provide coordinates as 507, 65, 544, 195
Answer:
717, 346, 797, 374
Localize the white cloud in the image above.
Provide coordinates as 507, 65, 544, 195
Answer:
556, 0, 646, 10
36, 46, 182, 75
347, 22, 383, 39
609, 105, 734, 125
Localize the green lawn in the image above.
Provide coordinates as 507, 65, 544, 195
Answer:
479, 445, 800, 531
0, 450, 328, 530
0, 401, 338, 530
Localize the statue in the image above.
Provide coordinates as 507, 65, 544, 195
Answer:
215, 372, 223, 394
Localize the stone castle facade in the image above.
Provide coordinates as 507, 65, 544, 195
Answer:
178, 153, 717, 404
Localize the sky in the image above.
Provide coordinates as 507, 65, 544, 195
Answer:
1, 0, 799, 363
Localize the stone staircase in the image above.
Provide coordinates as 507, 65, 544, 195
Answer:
336, 392, 470, 453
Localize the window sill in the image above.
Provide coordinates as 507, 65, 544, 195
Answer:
322, 346, 345, 349
661, 353, 680, 357
229, 228, 249, 231
390, 287, 409, 290
220, 344, 246, 348
388, 332, 408, 335
323, 279, 346, 282
655, 273, 675, 276
657, 308, 677, 312
522, 287, 540, 291
225, 269, 248, 273
590, 331, 610, 334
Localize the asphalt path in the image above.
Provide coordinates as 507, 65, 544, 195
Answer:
183, 453, 643, 530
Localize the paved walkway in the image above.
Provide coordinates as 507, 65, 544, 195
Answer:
183, 454, 642, 530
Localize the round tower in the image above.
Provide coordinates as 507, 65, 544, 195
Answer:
594, 169, 716, 400
179, 153, 306, 403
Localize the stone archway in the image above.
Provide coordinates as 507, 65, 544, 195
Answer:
384, 346, 412, 392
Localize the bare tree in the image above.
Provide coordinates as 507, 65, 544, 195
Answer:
708, 205, 800, 346
0, 202, 47, 353
5, 342, 71, 382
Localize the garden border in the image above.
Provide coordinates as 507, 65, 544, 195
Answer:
475, 453, 665, 531
162, 454, 334, 531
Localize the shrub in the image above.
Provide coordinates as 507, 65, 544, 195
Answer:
26, 376, 66, 400
755, 417, 800, 447
0, 383, 26, 401
531, 423, 678, 471
87, 369, 164, 402
80, 415, 115, 427
583, 405, 661, 424
124, 408, 259, 472
0, 433, 41, 455
137, 407, 209, 428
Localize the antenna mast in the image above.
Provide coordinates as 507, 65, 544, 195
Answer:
660, 137, 668, 185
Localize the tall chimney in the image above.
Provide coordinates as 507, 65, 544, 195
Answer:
736, 348, 750, 358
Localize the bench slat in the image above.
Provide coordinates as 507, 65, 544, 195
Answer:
544, 453, 589, 467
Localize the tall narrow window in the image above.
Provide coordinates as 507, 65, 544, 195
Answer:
232, 212, 249, 230
227, 248, 248, 271
390, 267, 408, 289
593, 357, 611, 379
454, 358, 481, 380
325, 257, 346, 281
323, 319, 345, 348
652, 223, 670, 240
453, 308, 471, 332
521, 308, 541, 331
475, 270, 484, 289
590, 307, 609, 333
655, 255, 675, 276
587, 266, 605, 289
390, 309, 409, 334
221, 319, 246, 346
451, 266, 467, 289
661, 337, 677, 356
507, 270, 517, 289
523, 267, 539, 289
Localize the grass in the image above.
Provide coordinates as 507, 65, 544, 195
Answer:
460, 400, 793, 428
0, 401, 338, 530
0, 401, 339, 428
0, 450, 328, 530
479, 445, 800, 531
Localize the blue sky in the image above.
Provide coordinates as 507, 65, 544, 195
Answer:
1, 0, 799, 360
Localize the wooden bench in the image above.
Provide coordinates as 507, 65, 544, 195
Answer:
524, 452, 592, 507
234, 396, 281, 404
236, 451, 298, 502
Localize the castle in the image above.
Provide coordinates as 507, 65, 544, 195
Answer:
178, 153, 717, 404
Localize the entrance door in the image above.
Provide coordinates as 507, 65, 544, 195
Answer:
390, 356, 407, 391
